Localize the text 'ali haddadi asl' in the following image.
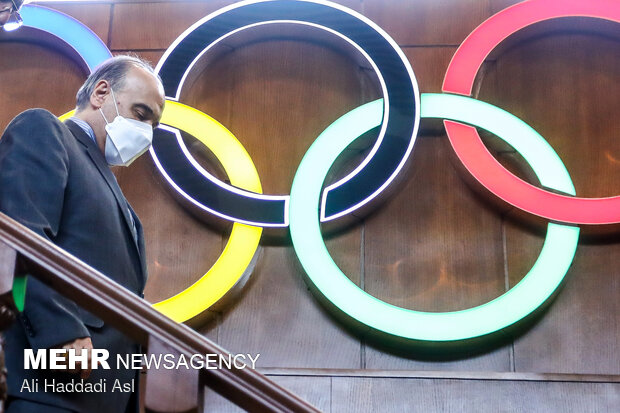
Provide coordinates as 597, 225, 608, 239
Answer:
20, 378, 135, 394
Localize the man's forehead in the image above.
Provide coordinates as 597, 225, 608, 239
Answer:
125, 65, 161, 88
123, 66, 165, 106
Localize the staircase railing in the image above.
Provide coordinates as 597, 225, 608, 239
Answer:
0, 212, 320, 413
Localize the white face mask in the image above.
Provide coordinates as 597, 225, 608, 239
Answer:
99, 89, 153, 167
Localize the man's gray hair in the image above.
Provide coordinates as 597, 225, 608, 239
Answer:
75, 55, 161, 110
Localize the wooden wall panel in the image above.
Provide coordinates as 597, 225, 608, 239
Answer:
216, 243, 363, 368
362, 135, 511, 371
110, 1, 221, 50
181, 36, 376, 194
115, 155, 226, 304
362, 0, 491, 46
478, 30, 620, 375
203, 375, 331, 412
1, 3, 619, 407
402, 47, 458, 94
331, 377, 620, 412
491, 0, 529, 14
364, 343, 511, 372
176, 33, 369, 368
506, 219, 620, 375
109, 0, 362, 51
478, 33, 620, 198
364, 136, 506, 313
37, 1, 112, 44
0, 41, 86, 126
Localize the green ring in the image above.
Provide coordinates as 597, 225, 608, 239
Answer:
289, 94, 579, 341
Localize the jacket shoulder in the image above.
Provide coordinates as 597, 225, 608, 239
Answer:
4, 109, 71, 143
9, 108, 65, 128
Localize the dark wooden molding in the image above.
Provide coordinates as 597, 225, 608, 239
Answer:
259, 368, 620, 384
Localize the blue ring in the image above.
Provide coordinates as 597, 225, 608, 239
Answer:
21, 5, 112, 72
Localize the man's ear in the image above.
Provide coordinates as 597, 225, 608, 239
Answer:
90, 80, 111, 109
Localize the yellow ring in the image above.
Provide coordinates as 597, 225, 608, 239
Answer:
59, 100, 263, 322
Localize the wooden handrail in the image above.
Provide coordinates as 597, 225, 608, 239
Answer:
0, 212, 320, 413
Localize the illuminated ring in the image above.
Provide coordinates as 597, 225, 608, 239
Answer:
150, 102, 263, 322
155, 0, 420, 227
442, 0, 620, 225
20, 5, 112, 72
289, 94, 580, 341
60, 103, 263, 323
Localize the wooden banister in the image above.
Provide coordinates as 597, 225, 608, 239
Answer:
0, 212, 320, 413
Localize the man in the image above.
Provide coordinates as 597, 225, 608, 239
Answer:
0, 56, 164, 412
0, 0, 25, 398
0, 0, 23, 29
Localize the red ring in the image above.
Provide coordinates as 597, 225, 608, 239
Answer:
442, 0, 620, 225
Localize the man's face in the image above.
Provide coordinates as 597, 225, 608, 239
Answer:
0, 0, 21, 27
101, 65, 165, 130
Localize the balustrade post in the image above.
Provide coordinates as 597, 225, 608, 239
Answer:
144, 335, 202, 413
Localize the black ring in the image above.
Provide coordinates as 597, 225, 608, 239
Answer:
154, 0, 420, 226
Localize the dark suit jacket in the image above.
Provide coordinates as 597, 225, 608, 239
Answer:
0, 109, 147, 413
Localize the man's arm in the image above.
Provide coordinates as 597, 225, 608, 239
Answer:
0, 109, 91, 352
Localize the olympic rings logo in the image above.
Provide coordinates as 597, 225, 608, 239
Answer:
15, 0, 619, 342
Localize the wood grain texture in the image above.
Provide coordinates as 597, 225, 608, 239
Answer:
203, 375, 330, 412
38, 2, 112, 45
402, 47, 458, 94
109, 0, 362, 51
109, 1, 222, 50
0, 41, 86, 129
144, 336, 201, 413
259, 368, 620, 382
490, 0, 523, 14
478, 30, 620, 375
331, 376, 620, 413
361, 0, 490, 46
364, 341, 511, 372
506, 217, 620, 375
216, 243, 362, 368
181, 33, 377, 194
361, 135, 511, 371
364, 136, 506, 313
114, 155, 226, 305
1, 0, 618, 394
179, 31, 375, 369
478, 33, 620, 198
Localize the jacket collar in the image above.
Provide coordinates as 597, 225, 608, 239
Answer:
64, 119, 146, 283
66, 118, 100, 152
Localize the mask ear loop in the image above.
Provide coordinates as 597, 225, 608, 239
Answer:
109, 88, 120, 117
98, 87, 120, 124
